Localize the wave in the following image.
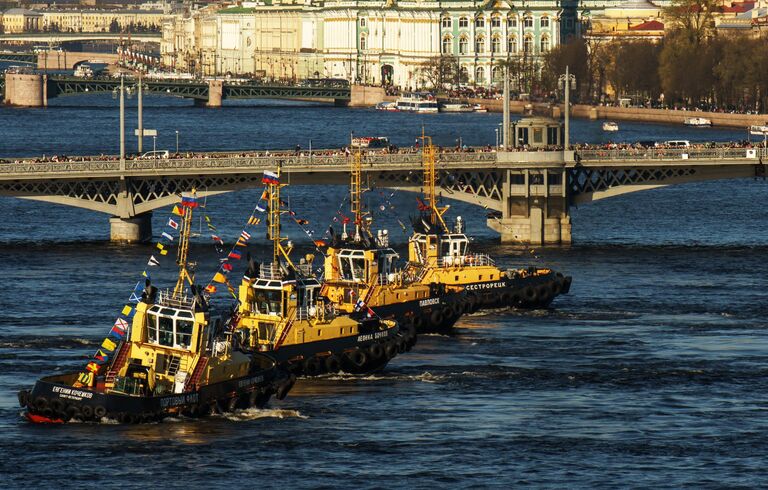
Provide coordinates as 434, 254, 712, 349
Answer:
0, 336, 95, 350
220, 407, 308, 422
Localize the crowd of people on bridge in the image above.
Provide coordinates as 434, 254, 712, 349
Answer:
1, 140, 762, 165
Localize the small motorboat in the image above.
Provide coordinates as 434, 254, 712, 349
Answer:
375, 101, 398, 111
684, 117, 712, 127
472, 104, 488, 113
602, 121, 619, 132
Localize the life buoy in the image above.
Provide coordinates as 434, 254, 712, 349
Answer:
430, 309, 444, 327
94, 405, 107, 419
368, 343, 384, 360
325, 354, 342, 373
347, 349, 367, 368
81, 405, 94, 419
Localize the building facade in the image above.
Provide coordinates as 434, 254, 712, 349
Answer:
161, 0, 570, 88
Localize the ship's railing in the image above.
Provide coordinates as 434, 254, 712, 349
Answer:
437, 253, 495, 267
156, 289, 195, 308
259, 263, 282, 280
294, 263, 314, 277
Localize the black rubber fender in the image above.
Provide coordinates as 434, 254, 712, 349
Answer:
325, 354, 342, 373
303, 357, 322, 376
368, 343, 385, 360
94, 405, 107, 419
81, 405, 94, 419
347, 349, 367, 368
523, 286, 538, 302
33, 396, 49, 411
430, 309, 444, 327
384, 341, 398, 359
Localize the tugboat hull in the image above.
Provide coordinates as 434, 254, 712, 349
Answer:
19, 354, 292, 424
371, 290, 467, 334
463, 271, 572, 312
266, 320, 406, 376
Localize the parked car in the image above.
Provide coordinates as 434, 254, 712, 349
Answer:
139, 150, 170, 159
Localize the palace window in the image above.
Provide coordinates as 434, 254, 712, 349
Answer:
442, 17, 452, 28
475, 66, 485, 84
491, 14, 501, 28
508, 16, 517, 28
459, 17, 469, 28
540, 35, 550, 52
523, 36, 533, 53
508, 36, 517, 53
360, 34, 367, 50
491, 36, 501, 53
540, 16, 549, 28
475, 35, 485, 53
442, 35, 452, 54
459, 36, 468, 54
492, 65, 502, 83
360, 18, 367, 27
524, 15, 533, 28
475, 16, 485, 28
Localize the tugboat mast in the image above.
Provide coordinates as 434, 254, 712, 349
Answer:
173, 190, 196, 298
266, 169, 295, 269
420, 132, 449, 232
349, 136, 368, 241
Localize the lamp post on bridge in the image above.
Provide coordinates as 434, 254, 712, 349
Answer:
559, 66, 576, 153
112, 75, 134, 172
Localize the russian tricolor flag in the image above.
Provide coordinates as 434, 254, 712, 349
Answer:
181, 196, 198, 208
262, 170, 279, 185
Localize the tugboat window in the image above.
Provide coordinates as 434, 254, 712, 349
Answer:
176, 320, 193, 348
158, 316, 174, 347
253, 289, 282, 315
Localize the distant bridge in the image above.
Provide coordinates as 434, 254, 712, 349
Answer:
0, 147, 763, 244
1, 73, 354, 107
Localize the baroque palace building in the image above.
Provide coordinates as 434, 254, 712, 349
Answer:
161, 0, 582, 88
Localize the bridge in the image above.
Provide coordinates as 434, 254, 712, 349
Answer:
1, 73, 357, 107
0, 147, 763, 244
0, 33, 160, 43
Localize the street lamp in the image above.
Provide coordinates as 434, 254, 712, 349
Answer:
559, 65, 576, 152
112, 75, 134, 171
175, 130, 179, 154
495, 127, 499, 150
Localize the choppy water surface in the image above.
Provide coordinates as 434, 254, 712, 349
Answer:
1, 98, 767, 488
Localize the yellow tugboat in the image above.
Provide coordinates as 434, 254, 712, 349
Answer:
407, 136, 572, 314
319, 143, 467, 334
19, 192, 292, 424
234, 170, 402, 375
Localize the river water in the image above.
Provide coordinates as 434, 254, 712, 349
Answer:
1, 96, 767, 488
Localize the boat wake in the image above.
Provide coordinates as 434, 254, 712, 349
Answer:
221, 407, 308, 422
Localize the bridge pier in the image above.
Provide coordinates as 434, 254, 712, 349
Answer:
488, 168, 572, 246
3, 73, 47, 107
348, 85, 385, 107
206, 80, 223, 108
110, 213, 152, 243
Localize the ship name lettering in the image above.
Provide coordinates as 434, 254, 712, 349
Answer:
465, 282, 506, 291
238, 375, 264, 388
52, 386, 94, 400
419, 298, 440, 307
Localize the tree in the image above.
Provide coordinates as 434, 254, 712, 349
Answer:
418, 55, 458, 91
541, 38, 589, 99
658, 31, 715, 105
664, 0, 720, 44
607, 40, 662, 102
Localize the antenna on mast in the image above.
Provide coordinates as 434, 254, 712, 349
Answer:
265, 168, 296, 270
173, 190, 196, 298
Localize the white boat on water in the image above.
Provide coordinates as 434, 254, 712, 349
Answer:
439, 101, 474, 113
395, 93, 439, 113
749, 124, 768, 136
375, 101, 398, 111
73, 64, 94, 78
684, 117, 712, 127
602, 121, 619, 132
473, 104, 488, 113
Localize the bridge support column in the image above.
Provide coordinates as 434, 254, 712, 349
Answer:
3, 73, 46, 107
347, 85, 385, 107
110, 213, 152, 243
488, 168, 571, 246
206, 80, 223, 108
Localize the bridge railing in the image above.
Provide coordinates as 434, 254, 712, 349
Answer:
578, 147, 764, 162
